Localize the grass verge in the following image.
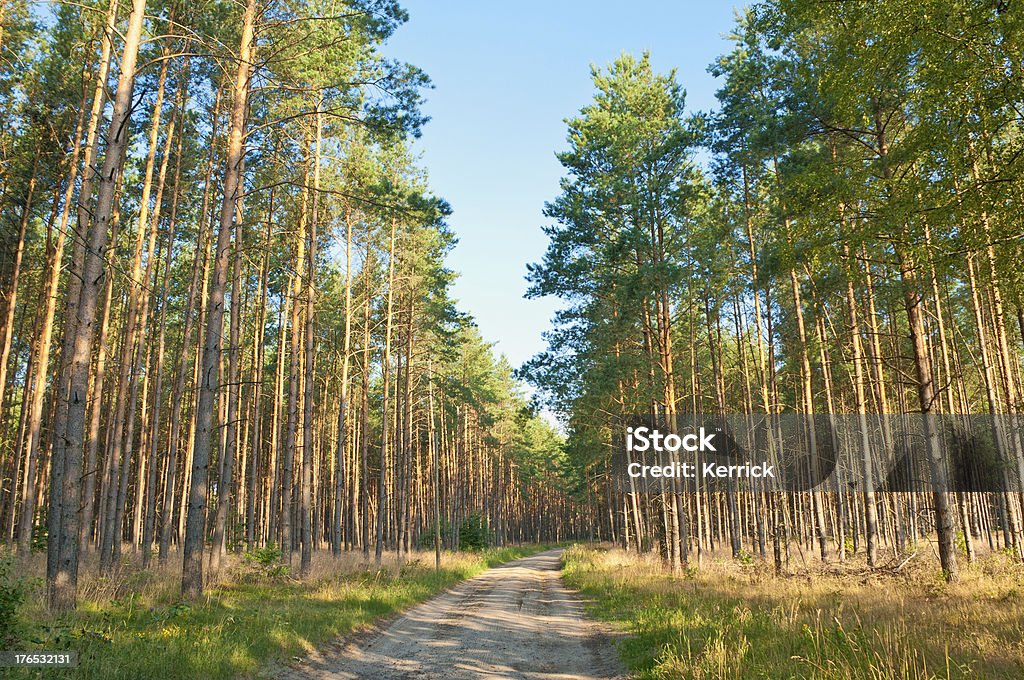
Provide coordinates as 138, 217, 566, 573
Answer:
562, 544, 1024, 679
5, 545, 546, 679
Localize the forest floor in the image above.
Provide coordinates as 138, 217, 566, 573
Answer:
270, 548, 625, 680
4, 545, 547, 679
562, 544, 1024, 679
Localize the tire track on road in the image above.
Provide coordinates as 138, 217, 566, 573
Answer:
272, 549, 625, 680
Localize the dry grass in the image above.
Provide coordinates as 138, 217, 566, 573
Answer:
563, 545, 1024, 679
12, 546, 492, 602
5, 544, 545, 679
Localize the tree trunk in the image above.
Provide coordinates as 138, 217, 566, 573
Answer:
843, 244, 879, 566
898, 248, 959, 582
7, 152, 38, 551
210, 168, 246, 577
48, 0, 148, 611
333, 204, 354, 556
159, 83, 223, 563
181, 0, 256, 598
300, 104, 322, 576
375, 215, 398, 564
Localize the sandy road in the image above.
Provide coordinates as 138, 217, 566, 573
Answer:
274, 549, 626, 679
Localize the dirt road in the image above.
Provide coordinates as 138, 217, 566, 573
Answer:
275, 549, 626, 679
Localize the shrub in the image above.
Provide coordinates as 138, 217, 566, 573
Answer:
241, 544, 289, 582
30, 519, 47, 554
458, 514, 490, 551
417, 520, 449, 550
0, 549, 28, 646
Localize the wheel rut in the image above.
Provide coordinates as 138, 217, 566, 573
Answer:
271, 549, 626, 680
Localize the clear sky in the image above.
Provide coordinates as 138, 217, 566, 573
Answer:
384, 2, 743, 370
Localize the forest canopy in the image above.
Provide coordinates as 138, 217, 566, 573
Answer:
0, 0, 579, 612
523, 0, 1024, 582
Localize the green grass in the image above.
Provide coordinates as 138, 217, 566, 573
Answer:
5, 545, 545, 679
562, 545, 1024, 680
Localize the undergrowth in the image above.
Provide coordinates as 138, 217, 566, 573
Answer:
7, 545, 546, 679
563, 544, 1024, 679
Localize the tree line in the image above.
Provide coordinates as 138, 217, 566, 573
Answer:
524, 0, 1024, 583
0, 0, 580, 612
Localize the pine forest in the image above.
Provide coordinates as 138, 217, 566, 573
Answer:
1, 1, 1023, 678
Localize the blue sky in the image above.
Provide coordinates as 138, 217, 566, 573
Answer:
384, 2, 744, 370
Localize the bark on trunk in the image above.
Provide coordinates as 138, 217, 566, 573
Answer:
181, 0, 256, 598
48, 0, 148, 611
